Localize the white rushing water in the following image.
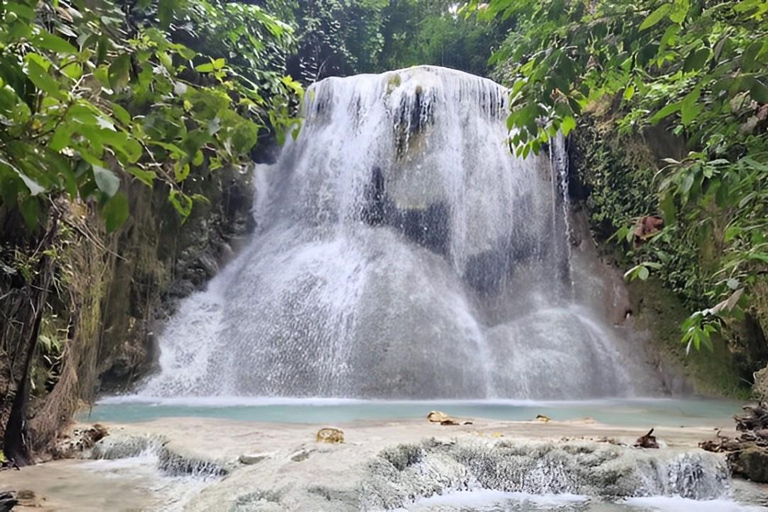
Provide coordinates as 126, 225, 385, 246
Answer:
140, 66, 658, 399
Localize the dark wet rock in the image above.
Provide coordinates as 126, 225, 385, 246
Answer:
730, 445, 768, 483
359, 166, 450, 256
0, 491, 17, 512
307, 485, 357, 503
239, 453, 273, 465
291, 449, 313, 462
634, 428, 660, 449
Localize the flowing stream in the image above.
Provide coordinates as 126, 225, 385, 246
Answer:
139, 66, 659, 400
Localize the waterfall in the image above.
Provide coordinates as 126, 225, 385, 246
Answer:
141, 66, 654, 399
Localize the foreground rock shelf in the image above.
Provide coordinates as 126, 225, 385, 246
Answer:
4, 416, 768, 511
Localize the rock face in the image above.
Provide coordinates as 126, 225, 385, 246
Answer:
755, 367, 768, 400
97, 162, 257, 393
730, 445, 768, 483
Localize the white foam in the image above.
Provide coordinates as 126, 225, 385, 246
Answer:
409, 490, 588, 509
624, 496, 768, 512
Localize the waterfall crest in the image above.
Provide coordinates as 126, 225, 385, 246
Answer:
141, 66, 653, 399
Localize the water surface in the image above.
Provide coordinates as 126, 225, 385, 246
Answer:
84, 397, 740, 427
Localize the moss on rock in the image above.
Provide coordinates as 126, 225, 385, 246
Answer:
628, 278, 749, 398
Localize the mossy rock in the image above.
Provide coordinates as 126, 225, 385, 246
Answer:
629, 278, 750, 398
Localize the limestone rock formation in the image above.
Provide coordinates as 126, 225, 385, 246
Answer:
427, 411, 449, 423
316, 428, 344, 444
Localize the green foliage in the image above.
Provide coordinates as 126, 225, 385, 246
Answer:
287, 0, 389, 80
379, 0, 513, 77
0, 0, 300, 234
286, 0, 511, 81
478, 0, 768, 352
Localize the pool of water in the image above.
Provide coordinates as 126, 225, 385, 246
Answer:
81, 396, 741, 427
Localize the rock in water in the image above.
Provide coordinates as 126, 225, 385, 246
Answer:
730, 445, 768, 483
0, 491, 18, 512
634, 428, 660, 449
427, 411, 450, 423
316, 428, 344, 444
53, 423, 109, 458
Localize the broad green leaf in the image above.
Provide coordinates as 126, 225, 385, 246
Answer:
196, 58, 226, 73
750, 80, 768, 103
681, 87, 701, 126
32, 30, 78, 54
669, 0, 689, 23
742, 40, 767, 71
169, 189, 193, 219
623, 84, 635, 101
640, 4, 671, 31
110, 102, 132, 126
24, 52, 51, 71
25, 60, 65, 100
92, 164, 120, 197
5, 2, 36, 21
61, 63, 83, 80
174, 161, 190, 182
126, 166, 156, 186
560, 115, 576, 136
0, 156, 45, 195
683, 48, 710, 72
649, 101, 681, 124
661, 192, 677, 224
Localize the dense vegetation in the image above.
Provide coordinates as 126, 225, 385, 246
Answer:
473, 0, 768, 355
286, 0, 512, 80
0, 0, 301, 464
0, 0, 300, 234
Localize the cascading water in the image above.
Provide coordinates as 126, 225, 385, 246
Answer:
141, 66, 657, 399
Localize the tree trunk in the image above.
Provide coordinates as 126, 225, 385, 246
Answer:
0, 213, 58, 465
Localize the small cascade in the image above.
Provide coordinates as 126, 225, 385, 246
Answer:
362, 439, 731, 510
140, 66, 658, 399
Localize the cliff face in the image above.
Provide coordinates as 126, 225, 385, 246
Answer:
0, 160, 257, 461
569, 110, 768, 399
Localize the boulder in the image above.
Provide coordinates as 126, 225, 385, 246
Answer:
316, 427, 344, 444
427, 411, 449, 423
730, 445, 768, 483
53, 423, 109, 459
754, 366, 768, 400
0, 491, 18, 512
